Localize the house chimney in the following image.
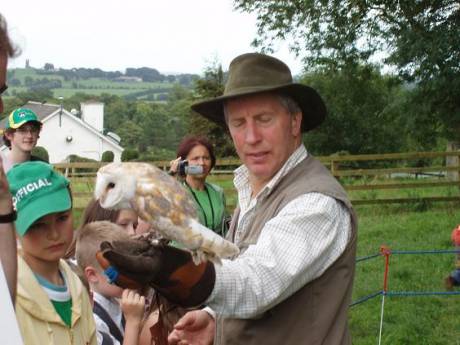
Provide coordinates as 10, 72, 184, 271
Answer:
80, 101, 104, 132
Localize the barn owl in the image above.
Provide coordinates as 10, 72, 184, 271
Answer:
94, 162, 239, 263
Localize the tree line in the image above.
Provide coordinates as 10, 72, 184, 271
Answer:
3, 0, 457, 161
1, 60, 450, 164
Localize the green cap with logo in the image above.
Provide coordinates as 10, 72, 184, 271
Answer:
7, 161, 71, 236
5, 108, 41, 129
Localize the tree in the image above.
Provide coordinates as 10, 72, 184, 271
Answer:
44, 63, 55, 71
190, 62, 236, 157
301, 64, 407, 155
234, 0, 460, 142
116, 120, 144, 148
121, 148, 139, 162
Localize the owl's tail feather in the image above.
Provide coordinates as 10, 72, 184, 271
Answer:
189, 219, 239, 262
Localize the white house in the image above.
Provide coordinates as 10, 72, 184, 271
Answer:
0, 101, 124, 163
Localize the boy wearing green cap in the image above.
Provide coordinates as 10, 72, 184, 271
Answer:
7, 161, 96, 344
1, 107, 45, 173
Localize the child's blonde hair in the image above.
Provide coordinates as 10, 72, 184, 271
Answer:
76, 220, 130, 272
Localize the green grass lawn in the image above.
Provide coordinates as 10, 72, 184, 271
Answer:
70, 177, 460, 344
350, 204, 460, 344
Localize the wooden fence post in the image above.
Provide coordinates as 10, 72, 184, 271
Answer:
446, 142, 460, 182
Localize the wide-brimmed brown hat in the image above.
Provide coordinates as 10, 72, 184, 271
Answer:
191, 53, 326, 132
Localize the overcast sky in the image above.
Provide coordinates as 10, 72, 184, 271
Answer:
2, 0, 303, 75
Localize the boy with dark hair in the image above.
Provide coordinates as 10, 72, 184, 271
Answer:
1, 107, 45, 173
7, 161, 96, 344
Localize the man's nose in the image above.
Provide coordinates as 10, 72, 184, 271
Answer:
245, 122, 261, 144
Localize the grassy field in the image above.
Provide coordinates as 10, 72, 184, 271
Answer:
350, 204, 460, 344
70, 177, 460, 344
6, 68, 177, 99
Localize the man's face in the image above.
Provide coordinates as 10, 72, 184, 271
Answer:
226, 92, 302, 190
0, 53, 7, 114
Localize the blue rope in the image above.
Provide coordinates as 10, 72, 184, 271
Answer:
350, 291, 382, 307
390, 249, 460, 255
356, 253, 381, 262
385, 290, 460, 297
356, 249, 460, 263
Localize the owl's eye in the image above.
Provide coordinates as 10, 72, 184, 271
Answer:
107, 182, 116, 189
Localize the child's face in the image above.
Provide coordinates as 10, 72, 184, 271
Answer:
20, 210, 74, 265
6, 122, 40, 153
116, 209, 139, 236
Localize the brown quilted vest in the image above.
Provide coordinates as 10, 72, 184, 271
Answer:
214, 154, 357, 345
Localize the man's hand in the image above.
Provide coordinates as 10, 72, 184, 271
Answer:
97, 238, 216, 307
168, 310, 215, 345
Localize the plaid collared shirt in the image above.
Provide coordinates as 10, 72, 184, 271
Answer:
207, 145, 351, 318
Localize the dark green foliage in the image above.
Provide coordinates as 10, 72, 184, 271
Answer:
302, 64, 406, 155
234, 0, 460, 146
121, 148, 139, 162
31, 146, 49, 162
101, 150, 114, 162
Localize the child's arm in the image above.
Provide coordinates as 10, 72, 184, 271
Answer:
121, 289, 145, 345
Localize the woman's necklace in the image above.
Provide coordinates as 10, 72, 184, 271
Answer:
185, 181, 215, 229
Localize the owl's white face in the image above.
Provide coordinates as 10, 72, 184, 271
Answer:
94, 169, 137, 210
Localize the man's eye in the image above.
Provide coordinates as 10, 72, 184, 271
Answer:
259, 115, 273, 123
230, 120, 244, 128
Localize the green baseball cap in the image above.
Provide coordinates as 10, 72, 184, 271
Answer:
7, 161, 71, 236
5, 108, 41, 129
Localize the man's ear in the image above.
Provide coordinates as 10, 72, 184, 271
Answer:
291, 111, 302, 137
84, 266, 100, 284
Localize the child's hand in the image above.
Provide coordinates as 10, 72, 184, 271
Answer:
121, 289, 145, 324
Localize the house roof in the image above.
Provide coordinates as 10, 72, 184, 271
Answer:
0, 101, 123, 151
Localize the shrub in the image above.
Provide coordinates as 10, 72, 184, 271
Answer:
121, 149, 139, 162
32, 146, 49, 162
101, 150, 115, 162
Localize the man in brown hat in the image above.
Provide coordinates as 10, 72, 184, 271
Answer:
100, 52, 357, 345
175, 52, 356, 344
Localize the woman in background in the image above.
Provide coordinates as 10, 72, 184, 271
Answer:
170, 136, 228, 236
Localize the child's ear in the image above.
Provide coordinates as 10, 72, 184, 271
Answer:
84, 266, 100, 284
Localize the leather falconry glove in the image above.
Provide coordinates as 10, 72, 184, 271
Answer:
96, 238, 216, 308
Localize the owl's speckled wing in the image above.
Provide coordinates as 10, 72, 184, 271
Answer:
119, 162, 198, 225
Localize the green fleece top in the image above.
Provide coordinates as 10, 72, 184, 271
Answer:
185, 181, 228, 236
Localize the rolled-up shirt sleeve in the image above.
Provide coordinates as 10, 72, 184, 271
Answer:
207, 192, 351, 318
